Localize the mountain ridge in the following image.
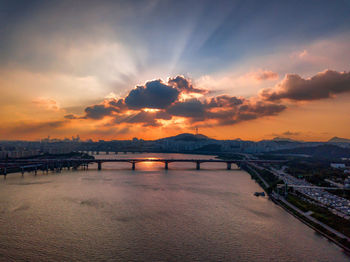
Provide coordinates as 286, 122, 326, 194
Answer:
328, 137, 350, 143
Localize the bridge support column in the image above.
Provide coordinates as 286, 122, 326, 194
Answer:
165, 161, 168, 170
227, 162, 231, 170
196, 161, 200, 170
132, 162, 136, 170
98, 162, 102, 171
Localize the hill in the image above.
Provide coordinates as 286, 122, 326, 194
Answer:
157, 133, 212, 142
328, 137, 350, 143
272, 137, 301, 142
271, 144, 350, 160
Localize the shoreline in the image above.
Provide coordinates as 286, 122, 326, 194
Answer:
270, 195, 350, 254
242, 163, 350, 254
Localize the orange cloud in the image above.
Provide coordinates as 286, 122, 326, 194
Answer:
68, 75, 286, 129
250, 70, 278, 81
2, 70, 350, 141
32, 98, 60, 111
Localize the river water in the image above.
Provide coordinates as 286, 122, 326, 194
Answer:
0, 153, 348, 261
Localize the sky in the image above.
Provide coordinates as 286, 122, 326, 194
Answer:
0, 0, 350, 141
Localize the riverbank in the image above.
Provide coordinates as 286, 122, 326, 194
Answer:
0, 152, 94, 176
242, 161, 350, 253
271, 194, 350, 253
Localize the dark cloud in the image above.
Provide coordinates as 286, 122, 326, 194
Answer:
64, 114, 78, 119
80, 75, 287, 127
84, 104, 118, 119
168, 76, 206, 94
207, 95, 244, 108
235, 101, 286, 122
108, 98, 127, 111
166, 96, 286, 126
261, 70, 350, 101
205, 99, 286, 125
167, 99, 205, 118
125, 80, 180, 109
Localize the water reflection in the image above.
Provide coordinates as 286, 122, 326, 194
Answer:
0, 153, 348, 261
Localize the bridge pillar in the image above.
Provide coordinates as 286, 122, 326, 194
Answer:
165, 161, 168, 170
132, 162, 136, 170
227, 162, 231, 170
98, 162, 102, 171
196, 161, 200, 170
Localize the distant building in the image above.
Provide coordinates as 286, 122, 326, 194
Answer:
331, 163, 346, 169
344, 176, 350, 188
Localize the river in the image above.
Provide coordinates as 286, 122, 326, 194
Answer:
0, 153, 348, 261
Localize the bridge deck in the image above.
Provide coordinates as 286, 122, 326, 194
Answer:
1, 158, 285, 163
0, 158, 285, 175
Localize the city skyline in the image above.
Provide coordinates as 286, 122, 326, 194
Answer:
1, 0, 350, 141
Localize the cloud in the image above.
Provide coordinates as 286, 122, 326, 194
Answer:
75, 69, 349, 130
64, 114, 78, 120
167, 99, 206, 118
125, 79, 180, 109
167, 96, 286, 125
251, 70, 278, 81
261, 70, 350, 101
78, 75, 288, 128
0, 120, 67, 137
207, 95, 244, 108
290, 49, 308, 59
108, 98, 127, 111
32, 98, 60, 111
84, 104, 119, 119
114, 111, 172, 127
168, 75, 207, 94
206, 99, 286, 126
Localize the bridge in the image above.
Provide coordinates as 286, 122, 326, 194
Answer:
0, 158, 286, 177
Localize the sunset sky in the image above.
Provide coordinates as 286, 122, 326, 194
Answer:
1, 0, 350, 141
